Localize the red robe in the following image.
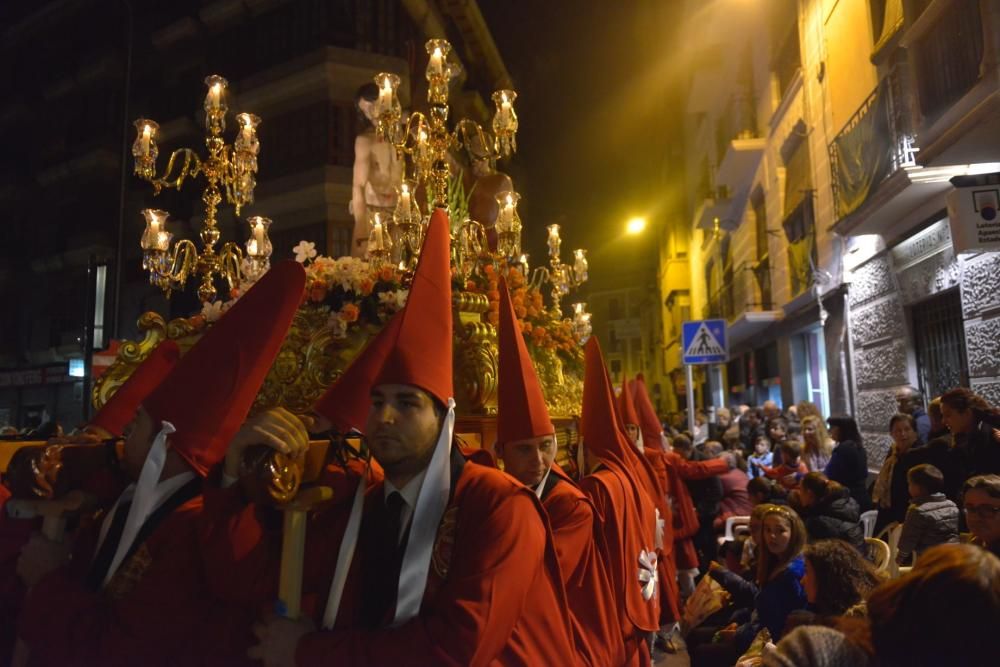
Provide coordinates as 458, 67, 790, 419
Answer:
642, 449, 682, 624
295, 454, 578, 666
0, 484, 34, 666
662, 451, 729, 570
16, 478, 229, 667
540, 471, 624, 666
200, 458, 370, 609
580, 468, 659, 667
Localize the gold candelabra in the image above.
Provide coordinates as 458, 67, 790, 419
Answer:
132, 75, 271, 302
370, 40, 518, 257
523, 223, 589, 315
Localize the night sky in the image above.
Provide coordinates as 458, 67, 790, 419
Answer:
478, 0, 688, 287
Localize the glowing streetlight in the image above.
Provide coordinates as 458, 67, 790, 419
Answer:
626, 216, 647, 235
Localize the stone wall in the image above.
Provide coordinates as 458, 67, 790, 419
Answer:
848, 221, 1000, 469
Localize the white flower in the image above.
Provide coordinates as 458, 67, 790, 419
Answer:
201, 300, 227, 323
293, 240, 317, 263
326, 312, 348, 339
378, 289, 409, 311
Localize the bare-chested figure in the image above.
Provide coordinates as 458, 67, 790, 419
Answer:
350, 83, 403, 257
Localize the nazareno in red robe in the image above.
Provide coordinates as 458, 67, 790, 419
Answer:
15, 477, 230, 667
294, 452, 579, 667
539, 468, 625, 666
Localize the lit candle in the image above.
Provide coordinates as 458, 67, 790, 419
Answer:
500, 194, 514, 229
429, 47, 444, 76
207, 83, 222, 111
377, 77, 393, 115
156, 230, 172, 251
253, 220, 265, 250
240, 120, 253, 147
372, 215, 385, 250
140, 124, 152, 156
400, 183, 412, 215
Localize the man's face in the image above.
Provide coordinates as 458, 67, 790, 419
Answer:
895, 391, 915, 415
625, 424, 640, 446
122, 406, 156, 481
498, 433, 555, 488
964, 488, 1000, 546
367, 384, 443, 479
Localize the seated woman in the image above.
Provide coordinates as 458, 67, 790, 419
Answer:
691, 505, 807, 667
797, 472, 864, 552
794, 539, 882, 626
765, 543, 1000, 667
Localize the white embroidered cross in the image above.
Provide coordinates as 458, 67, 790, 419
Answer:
638, 549, 658, 601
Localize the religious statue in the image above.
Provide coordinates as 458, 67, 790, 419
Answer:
461, 129, 513, 252
350, 83, 403, 257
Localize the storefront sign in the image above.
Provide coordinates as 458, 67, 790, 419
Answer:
947, 175, 1000, 254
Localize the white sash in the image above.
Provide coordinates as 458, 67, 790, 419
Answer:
392, 398, 455, 625
533, 464, 553, 499
321, 460, 368, 629
102, 420, 174, 586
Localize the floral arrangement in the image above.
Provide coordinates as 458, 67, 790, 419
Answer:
467, 262, 583, 366
200, 241, 409, 338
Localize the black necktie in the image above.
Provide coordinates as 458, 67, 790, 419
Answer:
361, 491, 407, 628
86, 499, 133, 590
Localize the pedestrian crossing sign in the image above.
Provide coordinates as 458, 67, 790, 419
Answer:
682, 319, 728, 364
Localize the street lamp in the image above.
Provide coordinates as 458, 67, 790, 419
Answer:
626, 216, 647, 235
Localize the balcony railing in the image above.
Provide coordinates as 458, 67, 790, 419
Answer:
911, 1, 984, 122
705, 263, 774, 322
828, 67, 916, 221
715, 89, 759, 167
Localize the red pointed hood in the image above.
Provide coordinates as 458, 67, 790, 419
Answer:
372, 209, 453, 405
142, 261, 306, 476
618, 373, 640, 428
312, 312, 403, 433
89, 341, 181, 437
497, 277, 552, 444
580, 337, 661, 631
581, 337, 635, 477
631, 374, 665, 451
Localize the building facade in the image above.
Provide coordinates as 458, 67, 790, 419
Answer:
669, 0, 1000, 468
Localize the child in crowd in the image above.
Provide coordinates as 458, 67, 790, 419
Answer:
747, 433, 774, 480
766, 440, 809, 490
896, 464, 959, 565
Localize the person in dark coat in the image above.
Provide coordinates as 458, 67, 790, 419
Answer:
940, 388, 1000, 481
895, 386, 931, 443
825, 415, 872, 512
798, 472, 864, 551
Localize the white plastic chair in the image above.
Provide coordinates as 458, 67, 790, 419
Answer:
877, 522, 904, 578
865, 537, 891, 573
860, 510, 878, 539
722, 515, 751, 542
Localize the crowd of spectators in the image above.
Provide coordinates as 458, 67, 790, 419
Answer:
663, 386, 1000, 666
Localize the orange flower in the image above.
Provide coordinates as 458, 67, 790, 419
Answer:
309, 282, 328, 302
488, 280, 498, 292
379, 266, 394, 282
466, 280, 477, 291
339, 303, 360, 323
521, 320, 533, 334
359, 279, 374, 295
488, 300, 500, 312
487, 311, 499, 326
487, 290, 500, 302
514, 305, 527, 319
484, 264, 496, 277
230, 287, 241, 299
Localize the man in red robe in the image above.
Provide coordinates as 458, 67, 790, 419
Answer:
492, 278, 623, 666
250, 211, 578, 667
629, 375, 730, 600
578, 338, 660, 667
618, 373, 682, 638
0, 340, 181, 666
15, 261, 305, 667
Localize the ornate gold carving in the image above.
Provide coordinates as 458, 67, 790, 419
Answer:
532, 348, 583, 420
92, 313, 206, 411
453, 318, 498, 416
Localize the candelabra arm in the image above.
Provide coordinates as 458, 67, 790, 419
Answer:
148, 148, 203, 195
529, 267, 550, 291
453, 119, 494, 160
218, 241, 244, 291
168, 239, 199, 287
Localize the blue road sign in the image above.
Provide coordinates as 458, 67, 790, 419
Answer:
682, 319, 728, 364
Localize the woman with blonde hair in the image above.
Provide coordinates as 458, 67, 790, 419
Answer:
800, 415, 835, 472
